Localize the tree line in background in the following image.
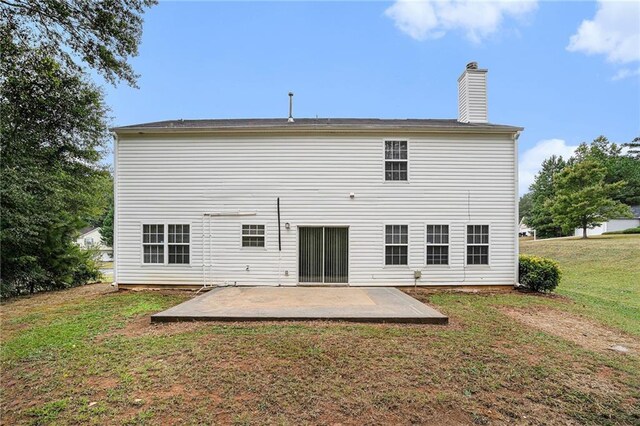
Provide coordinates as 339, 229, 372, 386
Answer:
520, 136, 640, 239
0, 1, 155, 297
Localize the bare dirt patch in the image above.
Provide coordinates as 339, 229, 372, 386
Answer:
501, 306, 640, 355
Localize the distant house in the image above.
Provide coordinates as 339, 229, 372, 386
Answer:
76, 227, 113, 262
111, 62, 523, 289
574, 205, 640, 237
519, 218, 532, 237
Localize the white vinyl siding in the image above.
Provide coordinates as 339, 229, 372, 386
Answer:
458, 69, 488, 123
115, 132, 517, 287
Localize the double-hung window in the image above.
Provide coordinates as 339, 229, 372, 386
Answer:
143, 224, 165, 264
168, 224, 190, 264
242, 225, 265, 247
426, 225, 449, 265
467, 225, 489, 265
385, 225, 408, 265
142, 224, 190, 264
384, 140, 408, 181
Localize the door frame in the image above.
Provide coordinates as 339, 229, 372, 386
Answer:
296, 225, 350, 285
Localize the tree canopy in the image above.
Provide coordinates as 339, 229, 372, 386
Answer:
525, 135, 639, 240
527, 155, 567, 238
549, 160, 631, 238
0, 0, 156, 87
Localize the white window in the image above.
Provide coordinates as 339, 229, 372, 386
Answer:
168, 224, 190, 264
142, 224, 190, 264
384, 140, 408, 181
143, 224, 164, 264
84, 237, 94, 246
385, 225, 408, 265
242, 225, 265, 247
467, 225, 489, 265
426, 225, 449, 265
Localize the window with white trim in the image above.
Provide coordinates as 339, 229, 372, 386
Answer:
467, 225, 489, 265
385, 225, 408, 265
384, 140, 408, 181
242, 224, 265, 247
143, 224, 164, 264
168, 224, 190, 264
426, 225, 449, 265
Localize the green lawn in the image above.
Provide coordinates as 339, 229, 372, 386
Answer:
520, 234, 640, 336
1, 236, 639, 425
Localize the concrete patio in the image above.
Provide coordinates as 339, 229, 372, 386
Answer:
151, 287, 448, 324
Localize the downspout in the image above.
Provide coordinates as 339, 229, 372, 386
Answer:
111, 131, 119, 288
514, 131, 521, 286
277, 197, 282, 286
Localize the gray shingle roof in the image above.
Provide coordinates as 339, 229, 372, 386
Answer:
112, 118, 522, 132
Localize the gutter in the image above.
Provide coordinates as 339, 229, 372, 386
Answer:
111, 125, 524, 137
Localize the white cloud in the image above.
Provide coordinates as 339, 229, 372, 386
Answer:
385, 0, 537, 43
519, 139, 578, 195
567, 1, 640, 64
612, 66, 640, 81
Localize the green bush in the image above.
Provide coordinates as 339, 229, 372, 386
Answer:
0, 244, 101, 299
519, 254, 561, 293
603, 226, 640, 235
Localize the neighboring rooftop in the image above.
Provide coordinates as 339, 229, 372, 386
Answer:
112, 118, 522, 133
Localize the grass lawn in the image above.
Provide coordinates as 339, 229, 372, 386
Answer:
99, 261, 114, 269
1, 236, 639, 425
520, 234, 640, 336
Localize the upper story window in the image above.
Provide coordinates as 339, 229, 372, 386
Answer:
426, 225, 449, 265
384, 140, 408, 181
143, 224, 165, 264
385, 225, 408, 265
168, 224, 190, 264
242, 224, 265, 247
467, 225, 489, 265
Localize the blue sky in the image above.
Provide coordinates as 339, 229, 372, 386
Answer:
104, 1, 640, 194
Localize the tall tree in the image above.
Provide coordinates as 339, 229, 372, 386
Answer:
527, 155, 567, 238
548, 160, 631, 238
0, 37, 109, 295
0, 1, 155, 296
519, 192, 533, 223
101, 200, 115, 248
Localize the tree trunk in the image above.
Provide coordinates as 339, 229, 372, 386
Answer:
582, 223, 588, 239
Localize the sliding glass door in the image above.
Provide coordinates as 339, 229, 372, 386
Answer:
298, 227, 348, 284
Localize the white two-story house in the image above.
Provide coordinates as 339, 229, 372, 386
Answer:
112, 63, 522, 289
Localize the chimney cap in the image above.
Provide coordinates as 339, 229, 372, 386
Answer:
466, 61, 478, 70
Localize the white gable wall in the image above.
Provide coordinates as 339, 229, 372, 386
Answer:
115, 132, 517, 287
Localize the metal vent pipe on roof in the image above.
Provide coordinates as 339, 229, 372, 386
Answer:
288, 92, 294, 123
